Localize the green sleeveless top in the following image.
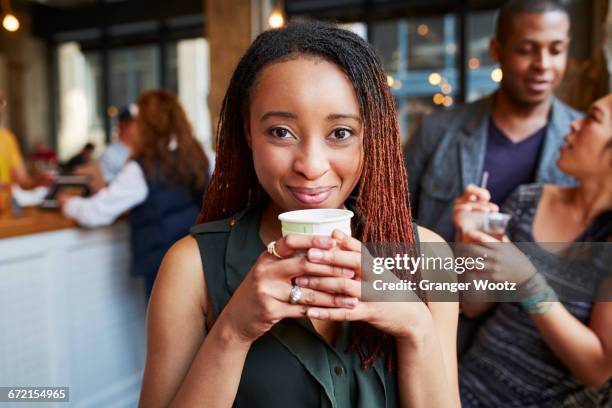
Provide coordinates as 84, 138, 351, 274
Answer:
190, 201, 401, 408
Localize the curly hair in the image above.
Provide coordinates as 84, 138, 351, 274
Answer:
136, 90, 209, 194
198, 21, 423, 370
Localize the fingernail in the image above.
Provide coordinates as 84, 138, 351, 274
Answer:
308, 249, 323, 260
334, 229, 346, 239
307, 309, 320, 318
317, 237, 331, 246
295, 277, 309, 286
343, 269, 355, 278
343, 297, 357, 306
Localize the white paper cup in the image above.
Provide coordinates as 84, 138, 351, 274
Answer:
278, 209, 354, 237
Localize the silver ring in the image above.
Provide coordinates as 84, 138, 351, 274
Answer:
289, 285, 302, 304
267, 241, 282, 259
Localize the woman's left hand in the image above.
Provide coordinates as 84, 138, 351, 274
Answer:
295, 229, 434, 341
462, 229, 536, 285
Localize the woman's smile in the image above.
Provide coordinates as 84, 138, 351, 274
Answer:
287, 185, 337, 206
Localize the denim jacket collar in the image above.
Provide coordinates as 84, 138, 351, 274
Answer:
457, 93, 572, 186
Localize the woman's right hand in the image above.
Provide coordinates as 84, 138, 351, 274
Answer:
452, 184, 499, 240
219, 234, 359, 344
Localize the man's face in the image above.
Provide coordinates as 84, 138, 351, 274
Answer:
83, 147, 94, 161
492, 11, 570, 106
118, 119, 136, 144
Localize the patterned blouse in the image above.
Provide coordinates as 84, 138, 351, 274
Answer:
459, 183, 611, 407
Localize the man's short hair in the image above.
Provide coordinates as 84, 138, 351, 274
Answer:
496, 0, 569, 44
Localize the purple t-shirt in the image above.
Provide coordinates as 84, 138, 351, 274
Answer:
482, 119, 546, 206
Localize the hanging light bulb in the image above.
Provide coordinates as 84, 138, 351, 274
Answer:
268, 0, 286, 29
269, 11, 284, 28
2, 13, 19, 32
1, 0, 19, 32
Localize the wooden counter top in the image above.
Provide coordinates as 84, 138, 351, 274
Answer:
0, 207, 77, 239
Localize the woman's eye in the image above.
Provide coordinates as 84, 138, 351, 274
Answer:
331, 128, 353, 140
269, 127, 292, 139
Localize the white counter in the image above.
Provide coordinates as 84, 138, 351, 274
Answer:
0, 221, 146, 407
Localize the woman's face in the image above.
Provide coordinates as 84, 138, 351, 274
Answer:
247, 56, 364, 212
558, 94, 612, 179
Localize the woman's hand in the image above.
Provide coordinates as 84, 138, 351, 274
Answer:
220, 234, 360, 344
462, 229, 536, 285
295, 230, 433, 342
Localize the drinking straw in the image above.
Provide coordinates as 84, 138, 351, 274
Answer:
480, 171, 489, 190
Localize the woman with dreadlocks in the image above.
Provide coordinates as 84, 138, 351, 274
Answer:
139, 21, 459, 407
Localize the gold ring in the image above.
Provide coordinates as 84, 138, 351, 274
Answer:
267, 241, 282, 259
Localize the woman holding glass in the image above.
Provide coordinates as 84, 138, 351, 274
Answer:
454, 94, 612, 407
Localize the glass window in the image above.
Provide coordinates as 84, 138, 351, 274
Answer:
406, 16, 454, 71
83, 51, 104, 137
467, 10, 499, 102
176, 38, 213, 152
165, 41, 179, 94
371, 20, 399, 72
108, 45, 160, 112
371, 15, 457, 143
55, 37, 208, 158
56, 43, 106, 160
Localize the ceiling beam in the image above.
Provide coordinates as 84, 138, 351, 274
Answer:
31, 0, 203, 40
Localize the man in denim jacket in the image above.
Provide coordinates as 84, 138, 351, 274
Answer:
405, 0, 582, 242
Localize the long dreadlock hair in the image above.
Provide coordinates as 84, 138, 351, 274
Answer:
198, 20, 424, 370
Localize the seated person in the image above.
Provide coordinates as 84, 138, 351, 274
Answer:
63, 142, 95, 172
0, 91, 52, 208
0, 128, 40, 191
100, 105, 137, 184
74, 106, 137, 193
